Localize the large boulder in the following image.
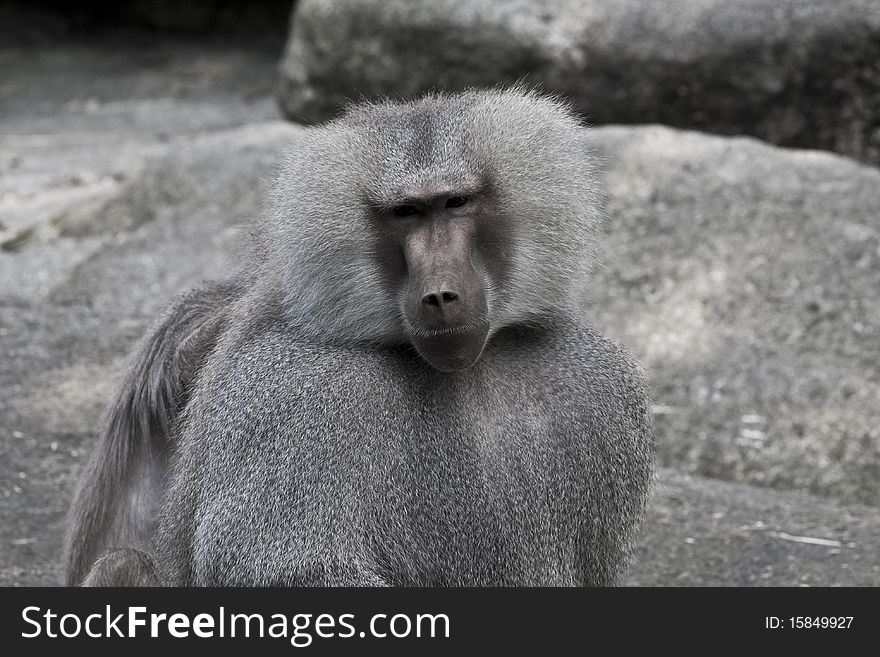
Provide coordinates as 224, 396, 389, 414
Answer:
0, 26, 283, 301
590, 126, 880, 506
279, 0, 880, 165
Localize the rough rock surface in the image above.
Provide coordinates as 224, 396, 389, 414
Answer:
589, 127, 880, 506
279, 0, 880, 165
0, 29, 284, 299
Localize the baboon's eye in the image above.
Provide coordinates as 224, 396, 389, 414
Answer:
393, 204, 419, 217
445, 196, 468, 209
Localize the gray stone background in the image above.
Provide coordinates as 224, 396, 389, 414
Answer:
1, 0, 878, 586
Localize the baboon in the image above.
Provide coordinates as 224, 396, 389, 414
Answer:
65, 88, 654, 586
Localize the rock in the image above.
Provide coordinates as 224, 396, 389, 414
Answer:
279, 0, 880, 165
589, 125, 880, 506
0, 31, 284, 303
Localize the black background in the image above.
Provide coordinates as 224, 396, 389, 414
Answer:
3, 588, 876, 654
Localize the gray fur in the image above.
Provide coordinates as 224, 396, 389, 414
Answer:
258, 88, 601, 344
65, 88, 653, 586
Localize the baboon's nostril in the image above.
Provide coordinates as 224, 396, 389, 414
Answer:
422, 289, 459, 307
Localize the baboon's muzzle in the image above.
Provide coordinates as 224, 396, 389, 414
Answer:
403, 224, 489, 372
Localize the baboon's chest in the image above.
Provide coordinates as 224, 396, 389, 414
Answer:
369, 442, 577, 586
189, 401, 575, 586
182, 341, 582, 585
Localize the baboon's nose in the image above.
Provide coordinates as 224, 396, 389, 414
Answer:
422, 289, 460, 307
411, 275, 480, 329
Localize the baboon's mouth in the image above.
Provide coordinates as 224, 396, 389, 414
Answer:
409, 321, 490, 372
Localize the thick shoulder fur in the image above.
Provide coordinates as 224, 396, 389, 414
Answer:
156, 310, 653, 586
552, 324, 654, 584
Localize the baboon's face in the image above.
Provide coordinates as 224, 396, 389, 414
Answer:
373, 186, 509, 372
271, 93, 595, 358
